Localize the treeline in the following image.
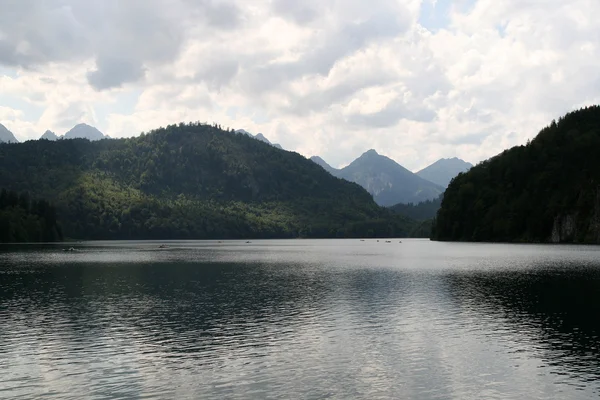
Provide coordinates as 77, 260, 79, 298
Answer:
388, 197, 442, 238
433, 105, 600, 243
389, 196, 441, 221
0, 122, 417, 240
0, 189, 63, 242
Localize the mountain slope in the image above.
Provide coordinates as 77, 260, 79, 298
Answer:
0, 124, 19, 143
0, 122, 415, 239
40, 130, 59, 140
416, 157, 472, 187
433, 105, 600, 243
390, 196, 442, 221
64, 123, 107, 140
310, 156, 339, 175
334, 150, 444, 206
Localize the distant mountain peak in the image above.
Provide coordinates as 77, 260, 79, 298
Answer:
236, 129, 283, 150
64, 123, 107, 141
0, 123, 19, 143
363, 149, 379, 156
416, 157, 473, 188
40, 130, 59, 141
318, 150, 444, 206
350, 150, 400, 171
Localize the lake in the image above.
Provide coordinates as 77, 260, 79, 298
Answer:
1, 239, 599, 399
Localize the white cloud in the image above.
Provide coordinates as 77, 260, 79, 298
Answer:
0, 0, 599, 170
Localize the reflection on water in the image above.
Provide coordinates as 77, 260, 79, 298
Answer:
0, 240, 599, 399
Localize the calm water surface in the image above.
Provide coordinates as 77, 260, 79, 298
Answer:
1, 239, 599, 399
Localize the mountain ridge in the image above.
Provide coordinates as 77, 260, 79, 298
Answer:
337, 149, 444, 206
63, 123, 108, 141
416, 157, 473, 187
1, 123, 109, 142
0, 122, 416, 240
0, 124, 20, 143
310, 150, 444, 206
40, 130, 59, 141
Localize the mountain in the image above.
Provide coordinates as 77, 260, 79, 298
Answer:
433, 105, 600, 243
254, 133, 283, 150
310, 156, 338, 175
40, 130, 59, 141
416, 157, 473, 188
315, 149, 444, 206
0, 124, 19, 143
235, 129, 252, 136
236, 129, 283, 149
63, 123, 107, 141
0, 122, 416, 240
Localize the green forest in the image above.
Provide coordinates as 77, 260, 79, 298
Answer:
0, 123, 420, 240
388, 196, 442, 239
433, 105, 600, 243
0, 189, 62, 243
389, 196, 441, 221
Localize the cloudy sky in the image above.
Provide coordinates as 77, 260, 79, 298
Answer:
1, 0, 599, 170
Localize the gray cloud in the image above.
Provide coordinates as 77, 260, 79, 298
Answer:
272, 0, 319, 24
87, 57, 146, 90
200, 0, 241, 29
182, 52, 245, 90
0, 0, 241, 89
283, 72, 396, 116
446, 131, 489, 146
302, 12, 409, 75
241, 11, 410, 95
347, 98, 437, 128
0, 0, 89, 66
5, 0, 598, 170
53, 103, 94, 130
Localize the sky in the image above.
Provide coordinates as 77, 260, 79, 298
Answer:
1, 0, 599, 171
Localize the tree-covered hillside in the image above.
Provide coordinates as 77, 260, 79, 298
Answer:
433, 106, 600, 243
0, 189, 62, 243
0, 123, 415, 240
390, 196, 442, 221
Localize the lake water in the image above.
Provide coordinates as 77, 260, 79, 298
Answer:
1, 240, 599, 399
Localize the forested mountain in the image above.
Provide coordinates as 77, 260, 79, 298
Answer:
416, 158, 472, 188
321, 149, 444, 206
0, 124, 19, 143
0, 122, 416, 240
390, 196, 442, 221
64, 123, 108, 141
0, 189, 62, 243
40, 130, 59, 140
433, 106, 600, 243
